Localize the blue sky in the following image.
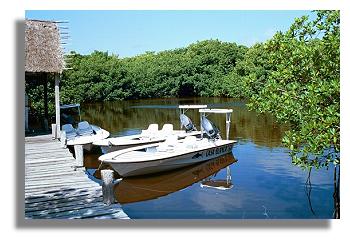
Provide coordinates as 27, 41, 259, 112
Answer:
25, 10, 314, 57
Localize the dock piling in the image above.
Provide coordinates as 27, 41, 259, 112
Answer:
60, 130, 67, 148
74, 145, 84, 170
101, 169, 115, 205
51, 124, 57, 139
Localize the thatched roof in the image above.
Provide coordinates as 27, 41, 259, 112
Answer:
25, 19, 65, 73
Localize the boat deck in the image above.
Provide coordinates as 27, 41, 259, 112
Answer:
25, 134, 129, 219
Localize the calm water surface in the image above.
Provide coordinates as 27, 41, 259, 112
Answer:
81, 97, 336, 219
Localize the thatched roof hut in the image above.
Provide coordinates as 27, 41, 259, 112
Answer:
25, 19, 65, 73
25, 19, 65, 137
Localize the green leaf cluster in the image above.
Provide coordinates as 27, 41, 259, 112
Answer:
248, 10, 340, 168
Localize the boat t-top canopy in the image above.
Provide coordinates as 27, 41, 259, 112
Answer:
199, 108, 233, 114
60, 103, 80, 110
179, 104, 207, 114
178, 105, 207, 109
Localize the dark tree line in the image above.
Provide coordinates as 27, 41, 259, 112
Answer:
59, 39, 248, 104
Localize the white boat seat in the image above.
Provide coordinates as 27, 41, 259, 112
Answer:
77, 121, 94, 136
160, 124, 174, 134
141, 124, 159, 138
62, 124, 77, 140
147, 123, 159, 131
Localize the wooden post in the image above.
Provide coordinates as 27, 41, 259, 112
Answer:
43, 74, 49, 130
74, 145, 84, 169
25, 107, 29, 131
60, 130, 66, 148
101, 169, 115, 205
25, 93, 29, 131
55, 73, 61, 138
51, 124, 57, 139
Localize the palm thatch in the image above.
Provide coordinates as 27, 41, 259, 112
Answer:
25, 19, 65, 73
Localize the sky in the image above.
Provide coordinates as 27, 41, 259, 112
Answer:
25, 10, 314, 57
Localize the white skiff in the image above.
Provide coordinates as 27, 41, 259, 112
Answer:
99, 136, 235, 177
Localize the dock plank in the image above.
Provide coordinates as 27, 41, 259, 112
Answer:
25, 135, 129, 219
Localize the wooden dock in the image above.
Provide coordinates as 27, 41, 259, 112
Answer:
25, 134, 129, 219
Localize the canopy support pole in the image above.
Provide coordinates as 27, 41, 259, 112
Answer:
200, 112, 205, 139
225, 112, 231, 140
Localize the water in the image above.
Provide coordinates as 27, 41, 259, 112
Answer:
81, 97, 337, 219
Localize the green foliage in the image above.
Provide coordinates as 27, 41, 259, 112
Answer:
248, 10, 340, 168
60, 39, 247, 102
61, 51, 127, 103
25, 75, 56, 118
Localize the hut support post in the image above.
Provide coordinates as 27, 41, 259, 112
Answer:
43, 74, 49, 130
25, 93, 29, 131
55, 73, 60, 139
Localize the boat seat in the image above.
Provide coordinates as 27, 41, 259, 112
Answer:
77, 121, 94, 136
160, 124, 174, 134
62, 124, 77, 140
147, 123, 159, 131
141, 124, 159, 138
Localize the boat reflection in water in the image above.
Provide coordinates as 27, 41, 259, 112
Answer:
200, 166, 233, 190
114, 153, 237, 204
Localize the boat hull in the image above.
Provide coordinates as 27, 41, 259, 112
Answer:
107, 142, 235, 177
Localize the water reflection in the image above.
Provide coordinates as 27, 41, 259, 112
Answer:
81, 97, 288, 148
114, 154, 237, 204
201, 166, 233, 190
305, 168, 316, 216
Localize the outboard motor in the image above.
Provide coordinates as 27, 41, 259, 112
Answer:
180, 114, 196, 132
201, 117, 220, 140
